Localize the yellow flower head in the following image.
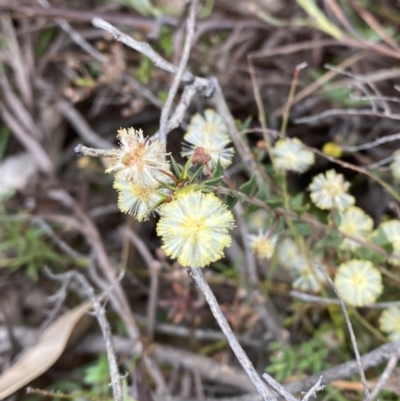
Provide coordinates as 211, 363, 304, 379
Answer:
114, 178, 168, 221
379, 307, 400, 341
156, 191, 235, 267
272, 137, 315, 173
322, 142, 343, 159
390, 150, 400, 181
309, 169, 355, 211
249, 230, 278, 260
338, 206, 374, 251
380, 220, 400, 266
182, 109, 234, 169
334, 260, 382, 306
106, 128, 170, 188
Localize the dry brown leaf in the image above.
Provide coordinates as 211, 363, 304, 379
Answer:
0, 302, 92, 399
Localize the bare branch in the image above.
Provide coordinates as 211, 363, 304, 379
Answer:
188, 266, 277, 401
295, 107, 400, 124
285, 339, 400, 393
158, 0, 198, 143
369, 352, 399, 401
341, 132, 400, 152
301, 376, 324, 401
261, 374, 297, 401
46, 269, 124, 401
92, 17, 193, 82
291, 291, 400, 308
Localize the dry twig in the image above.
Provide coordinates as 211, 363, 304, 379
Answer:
188, 266, 277, 401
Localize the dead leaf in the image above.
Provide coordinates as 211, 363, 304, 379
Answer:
0, 302, 92, 399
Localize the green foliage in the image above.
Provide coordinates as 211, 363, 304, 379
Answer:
137, 56, 153, 84
212, 159, 224, 179
0, 125, 10, 161
266, 337, 330, 382
35, 27, 57, 56
0, 201, 63, 281
112, 0, 156, 16
157, 90, 168, 103
292, 221, 311, 236
82, 355, 111, 396
239, 174, 257, 196
159, 27, 173, 57
290, 192, 309, 215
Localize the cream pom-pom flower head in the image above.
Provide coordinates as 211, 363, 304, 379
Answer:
390, 150, 400, 181
181, 109, 234, 169
338, 206, 374, 251
308, 169, 355, 211
106, 128, 170, 188
114, 178, 169, 221
249, 230, 278, 260
156, 191, 235, 267
271, 137, 315, 173
334, 260, 382, 306
379, 307, 400, 341
379, 220, 400, 266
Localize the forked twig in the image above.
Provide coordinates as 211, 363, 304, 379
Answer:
158, 0, 198, 143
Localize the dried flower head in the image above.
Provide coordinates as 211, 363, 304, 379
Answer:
338, 206, 374, 251
249, 230, 278, 260
334, 260, 382, 306
380, 220, 400, 266
156, 191, 235, 267
309, 169, 355, 211
379, 307, 400, 341
182, 109, 234, 169
271, 137, 315, 173
114, 178, 168, 221
106, 128, 170, 188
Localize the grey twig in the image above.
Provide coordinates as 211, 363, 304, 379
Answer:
36, 0, 105, 62
92, 17, 193, 82
92, 15, 212, 143
124, 227, 162, 340
301, 376, 324, 401
291, 291, 400, 308
285, 338, 400, 394
261, 374, 297, 401
0, 101, 54, 174
341, 132, 400, 152
57, 100, 113, 150
294, 108, 400, 124
47, 269, 123, 401
74, 144, 114, 158
158, 0, 198, 143
369, 352, 399, 401
188, 266, 277, 401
